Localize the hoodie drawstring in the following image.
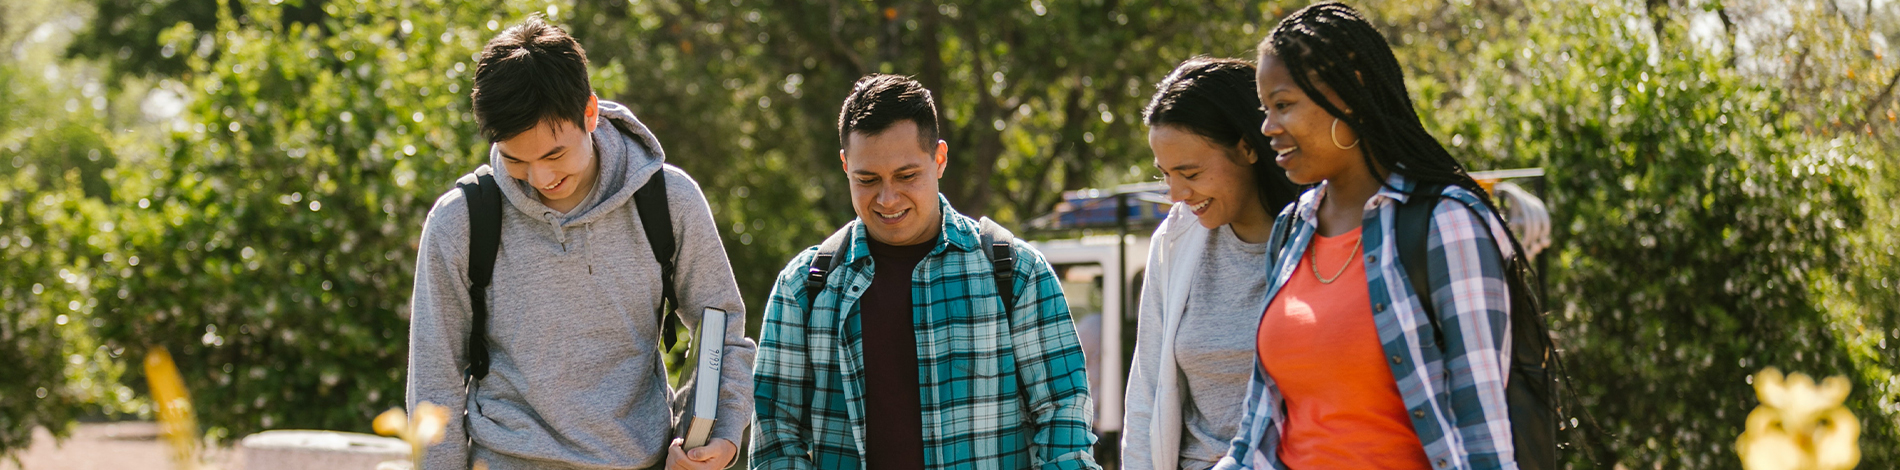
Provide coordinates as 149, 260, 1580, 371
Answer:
547, 211, 568, 250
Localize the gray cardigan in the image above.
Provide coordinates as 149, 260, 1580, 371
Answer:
1123, 205, 1268, 470
406, 101, 755, 470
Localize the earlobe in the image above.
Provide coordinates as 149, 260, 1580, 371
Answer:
583, 94, 600, 133
934, 140, 949, 177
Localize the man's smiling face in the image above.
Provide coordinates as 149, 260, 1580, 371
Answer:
495, 95, 600, 213
841, 120, 947, 247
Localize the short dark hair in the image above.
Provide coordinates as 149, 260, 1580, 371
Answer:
837, 74, 938, 151
1143, 56, 1299, 214
471, 15, 593, 143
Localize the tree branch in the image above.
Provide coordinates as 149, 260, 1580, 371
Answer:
1716, 5, 1737, 68
826, 0, 867, 76
1862, 68, 1900, 124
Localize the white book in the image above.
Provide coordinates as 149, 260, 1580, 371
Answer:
683, 307, 726, 449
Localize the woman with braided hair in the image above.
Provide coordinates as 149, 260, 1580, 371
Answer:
1218, 2, 1529, 470
1123, 57, 1301, 470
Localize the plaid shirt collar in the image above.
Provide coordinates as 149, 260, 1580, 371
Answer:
832, 194, 983, 269
1292, 172, 1422, 224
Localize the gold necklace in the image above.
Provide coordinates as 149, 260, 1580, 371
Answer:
1310, 241, 1361, 284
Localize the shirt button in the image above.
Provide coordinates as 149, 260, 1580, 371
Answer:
1437, 459, 1448, 468
1374, 303, 1386, 312
1413, 408, 1426, 418
1367, 255, 1378, 263
1391, 355, 1403, 364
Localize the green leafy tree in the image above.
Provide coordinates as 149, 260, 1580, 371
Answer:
0, 0, 143, 457
75, 0, 572, 438
554, 0, 1302, 331
1388, 1, 1898, 467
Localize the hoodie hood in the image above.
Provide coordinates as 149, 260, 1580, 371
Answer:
485, 100, 667, 228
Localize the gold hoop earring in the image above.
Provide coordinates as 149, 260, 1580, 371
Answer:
1331, 118, 1360, 150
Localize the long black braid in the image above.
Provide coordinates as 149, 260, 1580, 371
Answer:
1260, 4, 1616, 461
1260, 2, 1531, 259
1142, 57, 1302, 214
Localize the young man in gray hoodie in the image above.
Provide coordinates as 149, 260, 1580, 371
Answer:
407, 16, 753, 470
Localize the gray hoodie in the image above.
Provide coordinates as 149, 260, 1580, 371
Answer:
407, 101, 755, 470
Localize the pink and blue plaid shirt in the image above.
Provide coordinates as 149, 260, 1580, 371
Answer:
1216, 174, 1519, 470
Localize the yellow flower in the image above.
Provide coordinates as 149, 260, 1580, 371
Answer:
411, 402, 449, 446
1736, 368, 1861, 470
374, 401, 454, 468
373, 408, 408, 437
144, 347, 204, 470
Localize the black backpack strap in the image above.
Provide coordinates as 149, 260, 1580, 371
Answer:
457, 173, 504, 384
600, 118, 682, 350
802, 218, 1017, 311
977, 217, 1017, 310
804, 222, 858, 311
1395, 183, 1447, 343
633, 169, 680, 350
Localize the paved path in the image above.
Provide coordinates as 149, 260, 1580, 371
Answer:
3, 422, 240, 470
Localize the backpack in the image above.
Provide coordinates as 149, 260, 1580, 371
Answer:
1265, 183, 1560, 469
456, 119, 681, 386
803, 217, 1018, 312
1395, 183, 1558, 470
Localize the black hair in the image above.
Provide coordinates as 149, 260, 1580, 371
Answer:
1143, 56, 1301, 215
837, 74, 939, 152
1261, 2, 1535, 264
471, 14, 593, 143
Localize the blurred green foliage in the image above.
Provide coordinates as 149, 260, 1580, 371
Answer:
2, 0, 1897, 468
1, 0, 146, 456
1393, 1, 1900, 466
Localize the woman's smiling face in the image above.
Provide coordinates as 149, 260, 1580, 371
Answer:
1150, 125, 1260, 230
1256, 53, 1362, 186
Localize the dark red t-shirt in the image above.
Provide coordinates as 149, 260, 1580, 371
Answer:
859, 236, 934, 470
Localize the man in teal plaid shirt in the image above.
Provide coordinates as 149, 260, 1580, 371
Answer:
749, 74, 1100, 470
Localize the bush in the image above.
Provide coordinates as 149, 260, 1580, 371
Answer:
1404, 1, 1899, 467
0, 7, 140, 453
74, 1, 544, 438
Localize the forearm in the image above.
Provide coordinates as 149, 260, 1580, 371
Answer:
1120, 251, 1175, 470
749, 271, 818, 469
408, 235, 473, 470
1429, 199, 1516, 468
708, 333, 755, 443
665, 168, 759, 444
404, 291, 467, 468
748, 376, 815, 469
1007, 252, 1100, 469
408, 333, 470, 470
1033, 389, 1101, 470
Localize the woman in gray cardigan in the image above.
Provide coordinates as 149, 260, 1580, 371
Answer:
1122, 57, 1301, 470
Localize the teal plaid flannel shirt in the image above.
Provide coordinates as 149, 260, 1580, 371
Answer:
1216, 174, 1518, 470
751, 195, 1100, 470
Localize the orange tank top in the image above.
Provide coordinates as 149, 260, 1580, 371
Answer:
1257, 227, 1432, 470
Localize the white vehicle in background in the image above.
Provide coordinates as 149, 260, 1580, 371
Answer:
1022, 169, 1550, 469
